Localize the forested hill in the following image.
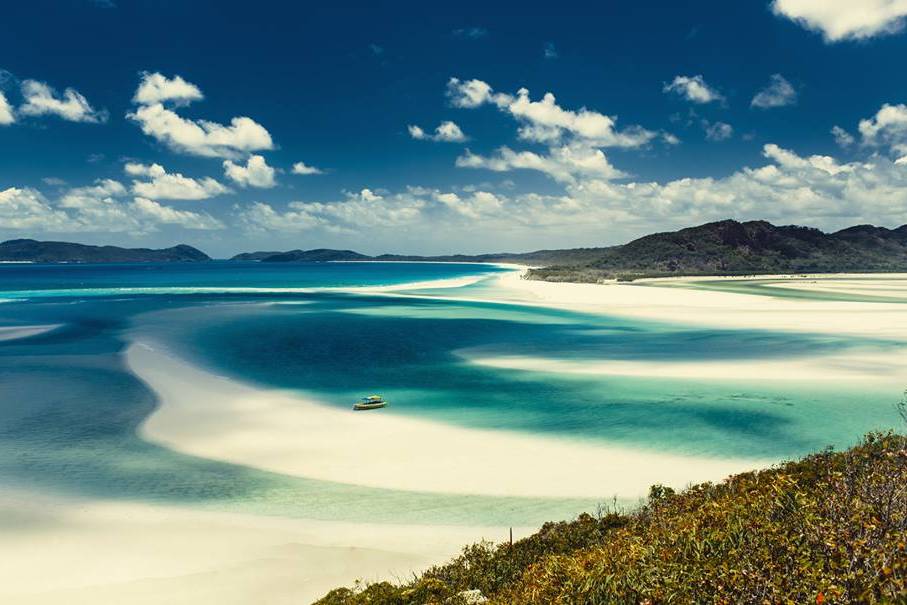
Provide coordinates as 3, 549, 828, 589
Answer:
526, 220, 907, 282
0, 239, 210, 263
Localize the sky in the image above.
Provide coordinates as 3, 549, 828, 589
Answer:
2, 0, 907, 257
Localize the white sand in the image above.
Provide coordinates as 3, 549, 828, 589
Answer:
132, 342, 761, 500
462, 349, 907, 383
0, 491, 502, 605
470, 271, 907, 340
0, 324, 59, 341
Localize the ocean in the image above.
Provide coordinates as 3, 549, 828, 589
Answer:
0, 261, 902, 526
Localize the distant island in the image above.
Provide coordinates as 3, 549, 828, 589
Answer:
6, 220, 907, 280
0, 239, 210, 263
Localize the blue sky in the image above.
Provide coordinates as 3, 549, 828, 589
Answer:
2, 0, 907, 256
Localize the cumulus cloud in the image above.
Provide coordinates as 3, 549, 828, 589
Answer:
18, 79, 106, 123
291, 161, 324, 175
858, 103, 907, 157
234, 142, 907, 247
447, 77, 658, 147
0, 179, 223, 234
132, 197, 223, 229
253, 78, 903, 250
223, 155, 277, 188
0, 91, 14, 125
237, 188, 402, 234
663, 75, 724, 104
832, 125, 855, 147
703, 121, 734, 141
125, 162, 229, 200
751, 74, 797, 109
771, 0, 907, 42
456, 144, 626, 183
236, 187, 507, 234
408, 120, 467, 142
0, 187, 73, 230
132, 72, 203, 106
127, 72, 274, 158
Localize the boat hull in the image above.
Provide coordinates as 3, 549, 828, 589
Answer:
352, 402, 387, 411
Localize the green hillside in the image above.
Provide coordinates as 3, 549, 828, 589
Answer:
316, 431, 907, 604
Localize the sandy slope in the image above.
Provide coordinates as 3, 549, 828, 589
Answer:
0, 492, 496, 605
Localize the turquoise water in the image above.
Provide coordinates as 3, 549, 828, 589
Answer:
0, 262, 903, 526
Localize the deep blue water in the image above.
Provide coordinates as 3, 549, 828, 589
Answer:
0, 261, 903, 525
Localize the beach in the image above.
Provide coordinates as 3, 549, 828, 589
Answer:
2, 267, 906, 604
0, 491, 497, 605
483, 270, 907, 339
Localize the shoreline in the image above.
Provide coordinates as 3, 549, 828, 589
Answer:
130, 342, 762, 499
396, 270, 907, 340
0, 491, 505, 605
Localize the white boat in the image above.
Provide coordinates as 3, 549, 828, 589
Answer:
353, 395, 388, 411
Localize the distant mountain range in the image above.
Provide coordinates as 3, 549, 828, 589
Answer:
5, 220, 907, 280
0, 239, 210, 263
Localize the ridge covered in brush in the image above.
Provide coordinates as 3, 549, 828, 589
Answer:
316, 432, 907, 604
527, 220, 907, 282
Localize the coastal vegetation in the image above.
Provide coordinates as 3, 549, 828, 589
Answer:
525, 220, 907, 282
315, 430, 907, 604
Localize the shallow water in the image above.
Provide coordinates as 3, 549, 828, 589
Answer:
0, 262, 903, 526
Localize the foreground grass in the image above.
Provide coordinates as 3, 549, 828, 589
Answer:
316, 433, 907, 604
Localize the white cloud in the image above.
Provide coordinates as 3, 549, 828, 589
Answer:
858, 103, 907, 157
771, 0, 907, 42
544, 42, 558, 59
125, 162, 229, 200
447, 78, 500, 108
18, 80, 106, 123
0, 187, 72, 230
237, 201, 328, 232
236, 187, 509, 234
234, 142, 907, 248
0, 91, 14, 125
447, 78, 658, 147
831, 125, 855, 147
761, 143, 850, 174
663, 75, 724, 104
408, 120, 467, 142
456, 144, 626, 183
291, 161, 324, 175
223, 154, 277, 188
127, 72, 274, 158
704, 121, 734, 141
751, 74, 797, 109
0, 179, 223, 234
132, 197, 223, 230
133, 72, 203, 106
